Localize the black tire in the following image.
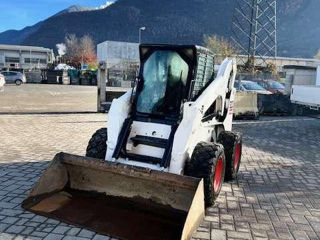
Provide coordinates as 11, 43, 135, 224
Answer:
253, 112, 260, 120
185, 142, 226, 207
258, 102, 264, 114
296, 106, 304, 116
85, 128, 108, 159
218, 131, 242, 181
15, 79, 22, 85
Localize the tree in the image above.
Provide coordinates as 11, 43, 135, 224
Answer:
65, 34, 80, 62
265, 62, 278, 75
64, 34, 97, 68
79, 35, 97, 63
204, 35, 239, 59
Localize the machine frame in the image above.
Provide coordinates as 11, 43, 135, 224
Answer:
105, 45, 237, 175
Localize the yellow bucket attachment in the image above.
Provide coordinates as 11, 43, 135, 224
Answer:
22, 153, 204, 240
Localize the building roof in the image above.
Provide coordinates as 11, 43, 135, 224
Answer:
283, 65, 317, 70
0, 44, 53, 53
236, 54, 320, 63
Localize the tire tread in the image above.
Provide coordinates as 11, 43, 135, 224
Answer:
185, 142, 225, 207
85, 128, 108, 159
218, 131, 242, 181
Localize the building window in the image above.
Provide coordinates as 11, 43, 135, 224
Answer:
5, 57, 20, 63
24, 58, 47, 64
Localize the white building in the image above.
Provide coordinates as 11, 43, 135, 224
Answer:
0, 44, 54, 70
97, 41, 140, 88
97, 41, 139, 68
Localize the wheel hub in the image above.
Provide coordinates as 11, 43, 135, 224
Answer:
213, 157, 224, 193
234, 143, 241, 171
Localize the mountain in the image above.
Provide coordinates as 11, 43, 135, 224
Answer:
277, 0, 320, 57
0, 0, 319, 58
0, 5, 93, 45
0, 22, 43, 45
55, 5, 95, 16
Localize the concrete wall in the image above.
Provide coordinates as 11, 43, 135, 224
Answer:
234, 91, 258, 117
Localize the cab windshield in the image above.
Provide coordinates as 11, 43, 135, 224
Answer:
137, 50, 189, 116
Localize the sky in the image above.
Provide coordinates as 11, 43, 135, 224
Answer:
0, 0, 115, 32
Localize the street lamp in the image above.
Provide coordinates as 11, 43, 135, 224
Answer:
139, 27, 146, 44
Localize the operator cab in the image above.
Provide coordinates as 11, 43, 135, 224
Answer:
134, 46, 196, 121
113, 44, 216, 168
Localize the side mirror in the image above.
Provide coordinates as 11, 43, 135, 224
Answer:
130, 76, 140, 103
131, 76, 139, 88
188, 80, 196, 100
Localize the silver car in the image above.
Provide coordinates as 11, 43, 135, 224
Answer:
1, 71, 26, 85
234, 80, 272, 95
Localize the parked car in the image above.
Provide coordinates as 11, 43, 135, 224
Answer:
253, 80, 286, 94
0, 71, 26, 85
234, 80, 272, 95
0, 73, 5, 91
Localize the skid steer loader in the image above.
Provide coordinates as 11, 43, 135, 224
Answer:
22, 44, 242, 240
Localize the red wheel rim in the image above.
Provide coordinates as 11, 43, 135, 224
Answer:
213, 157, 224, 193
234, 143, 241, 171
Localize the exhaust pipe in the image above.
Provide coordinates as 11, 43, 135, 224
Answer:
22, 153, 204, 240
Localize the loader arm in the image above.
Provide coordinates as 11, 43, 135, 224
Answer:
196, 58, 237, 115
170, 58, 237, 174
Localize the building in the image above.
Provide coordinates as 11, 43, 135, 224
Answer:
215, 55, 320, 72
0, 44, 54, 70
282, 65, 320, 93
97, 41, 139, 67
97, 41, 139, 88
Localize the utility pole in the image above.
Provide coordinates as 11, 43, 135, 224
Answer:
231, 0, 277, 72
139, 27, 146, 44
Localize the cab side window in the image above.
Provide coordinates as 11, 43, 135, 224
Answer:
191, 53, 214, 99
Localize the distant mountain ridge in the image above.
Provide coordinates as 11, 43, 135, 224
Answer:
0, 0, 319, 58
55, 5, 95, 16
0, 22, 43, 45
0, 4, 92, 45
